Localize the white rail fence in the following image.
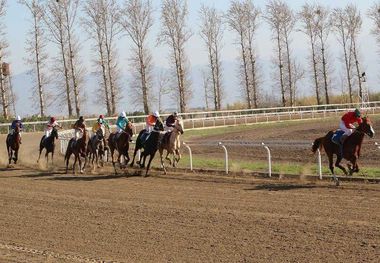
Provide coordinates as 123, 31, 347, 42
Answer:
181, 140, 323, 179
1, 101, 380, 134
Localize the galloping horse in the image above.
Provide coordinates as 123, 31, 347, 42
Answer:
86, 127, 106, 169
6, 125, 21, 165
108, 122, 134, 173
64, 128, 87, 174
130, 121, 164, 177
37, 126, 59, 166
159, 118, 184, 174
312, 117, 375, 185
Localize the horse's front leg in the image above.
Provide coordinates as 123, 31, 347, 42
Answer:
37, 145, 43, 163
13, 150, 18, 164
159, 148, 167, 175
7, 148, 12, 165
79, 156, 84, 174
174, 149, 181, 167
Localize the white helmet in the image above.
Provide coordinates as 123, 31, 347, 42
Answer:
153, 111, 160, 118
120, 111, 126, 118
16, 115, 21, 121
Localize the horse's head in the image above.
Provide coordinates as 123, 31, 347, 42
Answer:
155, 119, 165, 131
126, 122, 134, 137
52, 127, 59, 139
14, 125, 20, 134
175, 118, 184, 135
358, 117, 375, 138
96, 127, 104, 140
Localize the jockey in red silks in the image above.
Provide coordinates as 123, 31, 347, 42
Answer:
339, 108, 362, 143
45, 117, 62, 138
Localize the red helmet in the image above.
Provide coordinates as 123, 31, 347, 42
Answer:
50, 117, 56, 122
99, 114, 104, 119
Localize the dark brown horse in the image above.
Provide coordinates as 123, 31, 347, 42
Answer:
6, 125, 20, 165
312, 117, 375, 184
64, 129, 87, 174
86, 127, 106, 170
108, 122, 134, 174
37, 126, 59, 166
130, 120, 165, 177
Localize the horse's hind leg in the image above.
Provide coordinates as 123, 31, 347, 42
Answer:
335, 156, 348, 176
328, 153, 339, 186
145, 153, 156, 177
159, 149, 167, 174
174, 149, 181, 167
130, 147, 139, 167
37, 146, 43, 163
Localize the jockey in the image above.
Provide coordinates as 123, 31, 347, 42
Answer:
10, 115, 23, 144
339, 108, 362, 143
92, 114, 110, 134
165, 111, 178, 131
146, 111, 162, 133
73, 116, 86, 140
45, 117, 62, 138
116, 111, 129, 134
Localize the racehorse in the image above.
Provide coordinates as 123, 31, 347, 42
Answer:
64, 128, 87, 174
130, 121, 164, 177
6, 125, 21, 165
312, 117, 375, 185
108, 122, 134, 174
37, 126, 59, 166
86, 127, 106, 170
158, 118, 184, 174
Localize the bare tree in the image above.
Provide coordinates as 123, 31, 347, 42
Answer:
227, 0, 260, 108
43, 0, 73, 116
315, 6, 332, 104
368, 2, 380, 54
199, 4, 224, 110
19, 0, 49, 116
265, 0, 286, 106
0, 0, 10, 119
158, 0, 192, 113
121, 0, 154, 114
332, 5, 363, 103
299, 3, 321, 105
346, 5, 363, 98
156, 69, 171, 112
100, 0, 122, 115
82, 0, 121, 116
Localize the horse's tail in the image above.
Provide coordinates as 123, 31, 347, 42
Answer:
312, 137, 323, 153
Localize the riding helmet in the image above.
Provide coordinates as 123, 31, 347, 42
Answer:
153, 111, 160, 118
99, 114, 104, 119
354, 108, 361, 117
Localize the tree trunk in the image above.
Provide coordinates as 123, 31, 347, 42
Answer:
239, 33, 251, 109
352, 38, 362, 98
98, 40, 111, 116
276, 31, 286, 107
309, 34, 321, 105
59, 39, 73, 117
284, 31, 293, 106
138, 45, 149, 114
33, 14, 45, 117
248, 44, 258, 108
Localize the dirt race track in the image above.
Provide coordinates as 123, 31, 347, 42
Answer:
0, 125, 379, 262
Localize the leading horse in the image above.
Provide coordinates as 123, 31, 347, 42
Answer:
312, 117, 375, 185
108, 122, 134, 174
159, 118, 184, 174
64, 128, 87, 174
6, 125, 21, 165
37, 126, 59, 166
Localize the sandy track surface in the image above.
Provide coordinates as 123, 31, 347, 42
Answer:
0, 167, 379, 262
0, 124, 379, 262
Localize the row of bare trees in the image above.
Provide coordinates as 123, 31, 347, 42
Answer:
1, 0, 380, 118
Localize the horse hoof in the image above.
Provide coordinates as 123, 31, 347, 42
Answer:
80, 170, 84, 174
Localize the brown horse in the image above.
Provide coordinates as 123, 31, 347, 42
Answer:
64, 128, 87, 174
159, 118, 184, 174
86, 127, 106, 170
108, 122, 134, 174
6, 125, 21, 165
312, 117, 375, 185
37, 126, 59, 166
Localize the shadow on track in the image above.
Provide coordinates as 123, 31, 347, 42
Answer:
48, 171, 142, 182
245, 183, 326, 191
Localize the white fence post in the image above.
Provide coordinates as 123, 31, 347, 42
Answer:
262, 142, 272, 178
183, 142, 193, 171
219, 142, 229, 174
317, 149, 323, 180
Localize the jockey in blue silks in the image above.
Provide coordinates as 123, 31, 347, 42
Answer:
116, 111, 129, 134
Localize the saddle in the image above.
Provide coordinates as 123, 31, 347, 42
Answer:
331, 130, 345, 145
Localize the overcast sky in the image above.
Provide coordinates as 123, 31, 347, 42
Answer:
5, 0, 380, 115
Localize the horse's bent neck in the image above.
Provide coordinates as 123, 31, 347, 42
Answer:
348, 131, 365, 146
